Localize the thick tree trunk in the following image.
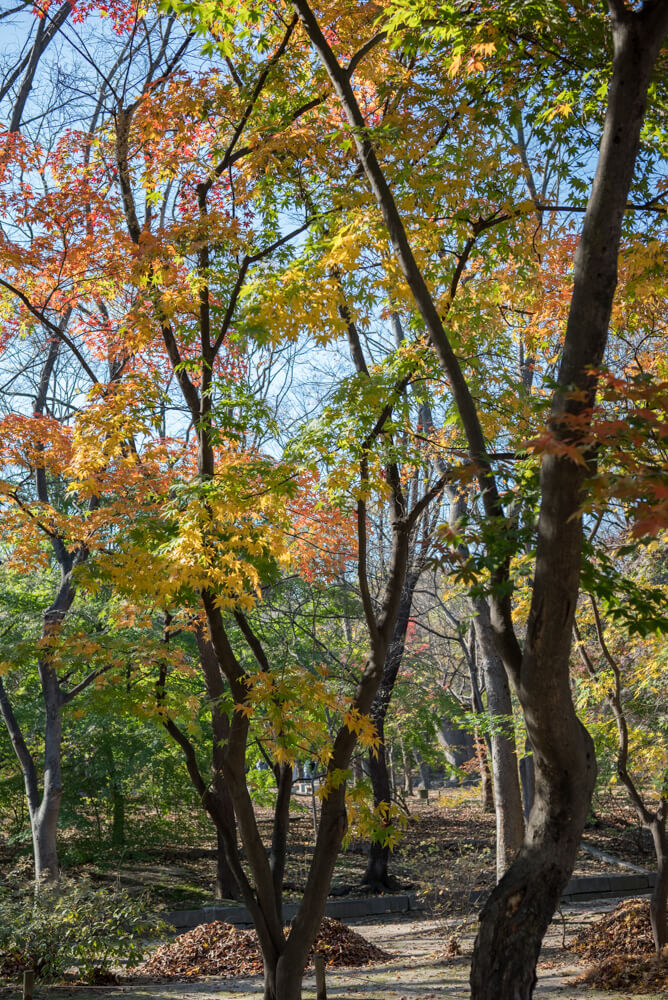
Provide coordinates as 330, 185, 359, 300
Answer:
473, 601, 524, 879
215, 827, 238, 900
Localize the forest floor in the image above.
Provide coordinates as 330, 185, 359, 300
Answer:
2, 786, 653, 914
1, 788, 662, 997
5, 905, 665, 1000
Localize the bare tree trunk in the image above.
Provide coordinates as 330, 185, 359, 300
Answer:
649, 817, 668, 952
473, 600, 524, 879
363, 572, 420, 889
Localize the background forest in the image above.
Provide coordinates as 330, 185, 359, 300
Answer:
0, 1, 666, 999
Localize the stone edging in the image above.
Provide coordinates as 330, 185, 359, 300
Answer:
167, 872, 658, 929
561, 871, 656, 903
168, 893, 413, 929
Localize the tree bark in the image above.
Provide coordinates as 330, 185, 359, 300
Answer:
363, 572, 420, 889
472, 599, 524, 879
649, 817, 668, 951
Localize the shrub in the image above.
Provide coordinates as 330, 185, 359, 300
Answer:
0, 878, 165, 982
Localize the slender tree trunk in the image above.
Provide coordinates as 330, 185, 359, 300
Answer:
476, 735, 494, 813
473, 601, 524, 879
400, 739, 413, 795
464, 626, 494, 812
649, 816, 667, 952
363, 572, 419, 888
31, 666, 63, 882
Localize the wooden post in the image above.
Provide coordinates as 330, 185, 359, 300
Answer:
314, 953, 326, 1000
22, 970, 34, 1000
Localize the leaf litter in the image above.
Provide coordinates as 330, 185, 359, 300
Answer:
570, 897, 668, 993
134, 916, 392, 980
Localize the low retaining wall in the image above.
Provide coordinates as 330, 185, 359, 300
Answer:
561, 870, 656, 903
168, 893, 412, 929
168, 872, 657, 929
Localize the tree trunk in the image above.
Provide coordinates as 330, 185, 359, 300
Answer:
476, 736, 494, 813
400, 740, 413, 796
519, 744, 535, 822
215, 826, 239, 900
649, 816, 667, 952
363, 712, 394, 890
363, 572, 420, 888
473, 601, 524, 879
31, 665, 63, 883
30, 792, 61, 884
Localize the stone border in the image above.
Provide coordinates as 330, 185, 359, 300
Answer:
561, 871, 656, 903
168, 872, 658, 929
168, 894, 413, 929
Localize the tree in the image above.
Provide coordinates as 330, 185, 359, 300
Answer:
280, 1, 668, 996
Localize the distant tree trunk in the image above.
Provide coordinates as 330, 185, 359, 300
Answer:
417, 755, 431, 791
363, 571, 420, 890
464, 626, 494, 812
472, 599, 524, 879
400, 739, 413, 795
649, 817, 667, 951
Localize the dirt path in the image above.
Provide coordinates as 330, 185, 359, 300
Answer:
4, 902, 662, 1000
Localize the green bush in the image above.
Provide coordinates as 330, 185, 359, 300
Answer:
0, 878, 165, 982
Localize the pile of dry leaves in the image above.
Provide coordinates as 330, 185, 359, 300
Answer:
135, 917, 391, 980
571, 897, 668, 993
